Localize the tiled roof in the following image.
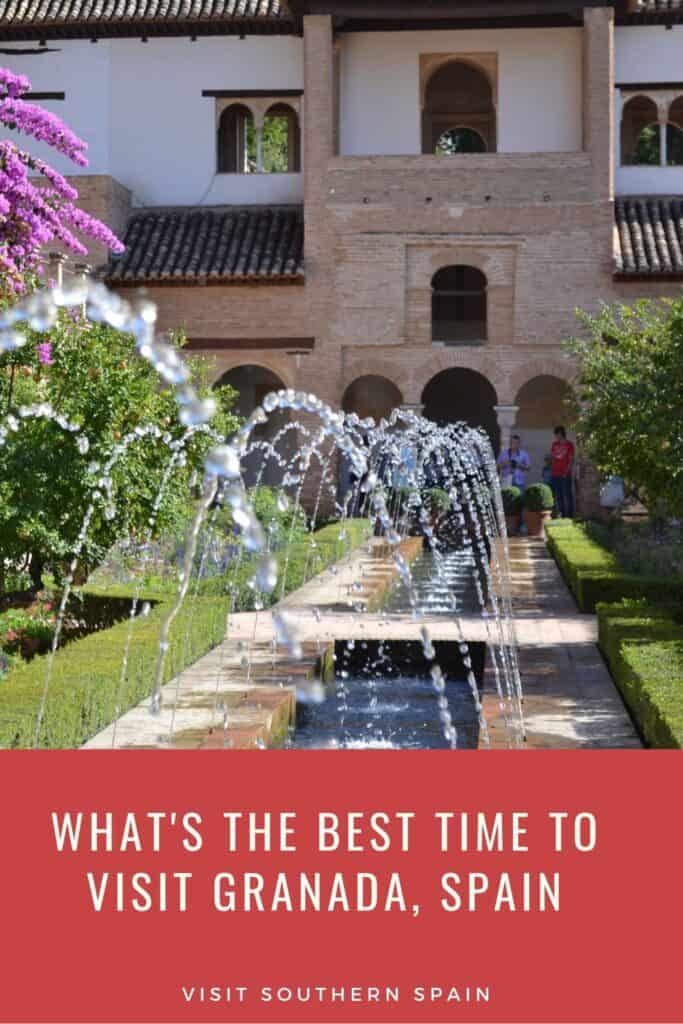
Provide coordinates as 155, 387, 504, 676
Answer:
0, 0, 292, 37
631, 0, 682, 13
108, 206, 304, 284
614, 196, 683, 276
622, 0, 683, 19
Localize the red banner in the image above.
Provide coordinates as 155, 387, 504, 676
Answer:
0, 750, 680, 1024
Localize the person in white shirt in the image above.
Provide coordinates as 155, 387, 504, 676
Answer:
497, 434, 531, 490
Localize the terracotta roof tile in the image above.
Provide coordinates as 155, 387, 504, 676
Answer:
631, 0, 683, 13
614, 196, 683, 276
0, 0, 291, 32
107, 205, 304, 284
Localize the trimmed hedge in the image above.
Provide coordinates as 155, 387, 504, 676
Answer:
597, 601, 683, 749
0, 519, 371, 749
545, 520, 683, 613
0, 593, 230, 749
206, 518, 372, 608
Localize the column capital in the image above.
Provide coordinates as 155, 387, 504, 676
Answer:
494, 404, 520, 429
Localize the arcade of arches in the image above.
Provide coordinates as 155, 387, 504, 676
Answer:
217, 364, 577, 498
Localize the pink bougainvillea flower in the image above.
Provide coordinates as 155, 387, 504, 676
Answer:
0, 66, 124, 292
36, 341, 53, 366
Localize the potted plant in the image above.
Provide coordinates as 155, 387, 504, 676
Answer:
523, 483, 555, 539
501, 486, 523, 536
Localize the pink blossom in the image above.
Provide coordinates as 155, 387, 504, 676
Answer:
36, 341, 53, 366
0, 66, 124, 292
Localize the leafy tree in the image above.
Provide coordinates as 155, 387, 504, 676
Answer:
568, 297, 683, 515
0, 311, 239, 590
245, 113, 291, 173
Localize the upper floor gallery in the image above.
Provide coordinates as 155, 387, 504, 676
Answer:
1, 0, 682, 207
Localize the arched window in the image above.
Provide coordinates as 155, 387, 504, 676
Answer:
432, 265, 487, 345
435, 126, 487, 155
422, 61, 495, 155
621, 95, 659, 165
217, 104, 256, 174
217, 101, 301, 174
263, 103, 301, 173
634, 122, 662, 165
666, 98, 683, 164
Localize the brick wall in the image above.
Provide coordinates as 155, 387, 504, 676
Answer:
58, 5, 679, 519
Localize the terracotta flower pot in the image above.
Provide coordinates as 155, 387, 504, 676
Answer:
523, 508, 553, 539
505, 514, 521, 537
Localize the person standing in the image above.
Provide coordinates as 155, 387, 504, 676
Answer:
550, 425, 575, 518
497, 434, 531, 490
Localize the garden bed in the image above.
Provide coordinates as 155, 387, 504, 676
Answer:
0, 519, 371, 749
597, 601, 683, 749
545, 520, 683, 614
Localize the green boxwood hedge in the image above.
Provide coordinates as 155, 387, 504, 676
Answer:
597, 600, 683, 749
0, 593, 230, 749
545, 520, 683, 613
0, 519, 371, 749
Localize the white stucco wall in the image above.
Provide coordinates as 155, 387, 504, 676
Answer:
7, 35, 304, 206
616, 25, 683, 83
5, 41, 111, 173
614, 27, 683, 195
339, 28, 583, 156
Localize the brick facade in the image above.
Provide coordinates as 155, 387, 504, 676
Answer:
68, 7, 681, 512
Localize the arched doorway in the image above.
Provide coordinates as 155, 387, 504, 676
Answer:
422, 60, 496, 154
214, 364, 290, 487
515, 375, 574, 484
342, 375, 403, 423
422, 368, 499, 451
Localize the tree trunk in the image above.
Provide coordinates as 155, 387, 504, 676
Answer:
29, 555, 44, 592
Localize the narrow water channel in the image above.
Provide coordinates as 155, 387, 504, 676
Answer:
288, 549, 485, 750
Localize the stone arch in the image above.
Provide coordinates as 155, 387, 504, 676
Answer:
621, 94, 659, 166
435, 126, 487, 155
213, 363, 291, 487
208, 355, 295, 390
217, 103, 255, 173
424, 246, 510, 287
422, 59, 496, 154
504, 360, 577, 406
511, 372, 576, 485
342, 375, 403, 422
263, 101, 301, 173
421, 367, 500, 451
343, 357, 414, 405
669, 95, 683, 129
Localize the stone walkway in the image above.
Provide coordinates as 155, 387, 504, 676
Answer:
482, 538, 641, 749
84, 536, 641, 750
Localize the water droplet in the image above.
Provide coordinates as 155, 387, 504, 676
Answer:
205, 444, 240, 479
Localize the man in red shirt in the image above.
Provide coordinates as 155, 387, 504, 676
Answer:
550, 425, 575, 518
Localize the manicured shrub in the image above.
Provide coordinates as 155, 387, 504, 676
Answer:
597, 600, 683, 748
0, 519, 372, 748
501, 486, 523, 516
524, 483, 554, 512
545, 520, 683, 613
0, 593, 230, 749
